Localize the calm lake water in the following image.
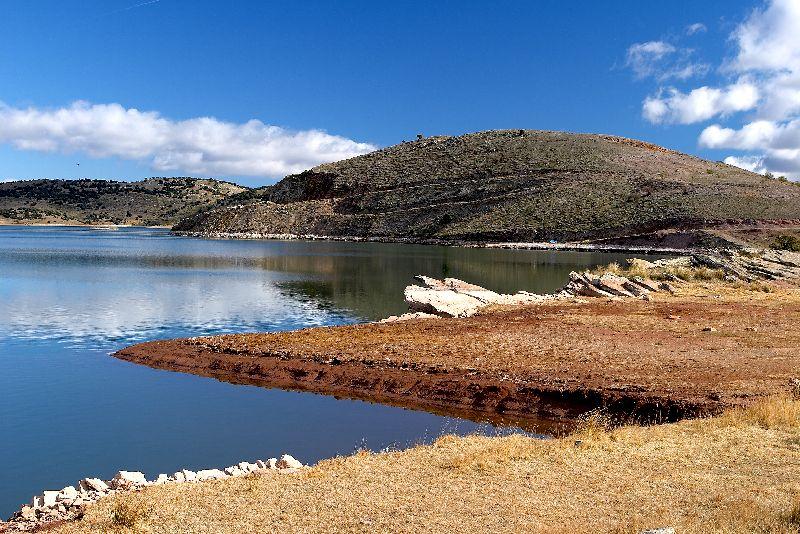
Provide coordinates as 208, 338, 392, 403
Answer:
0, 226, 648, 516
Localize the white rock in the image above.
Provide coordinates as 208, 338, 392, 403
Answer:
33, 491, 59, 508
276, 454, 303, 469
196, 469, 228, 481
267, 458, 278, 469
172, 471, 186, 483
78, 478, 109, 493
238, 461, 258, 472
110, 471, 147, 489
443, 278, 503, 303
180, 469, 197, 482
404, 284, 484, 318
379, 311, 440, 323
152, 474, 170, 485
255, 460, 267, 469
224, 466, 244, 477
56, 486, 78, 502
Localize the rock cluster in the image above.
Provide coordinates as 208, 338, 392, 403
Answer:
402, 276, 551, 318
558, 271, 674, 300
4, 454, 304, 532
397, 270, 675, 320
694, 249, 800, 281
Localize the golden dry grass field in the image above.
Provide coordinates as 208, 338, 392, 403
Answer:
49, 395, 800, 534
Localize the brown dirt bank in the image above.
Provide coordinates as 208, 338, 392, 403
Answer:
114, 282, 800, 429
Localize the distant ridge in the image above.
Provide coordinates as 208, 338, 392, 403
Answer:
0, 177, 248, 226
174, 130, 800, 248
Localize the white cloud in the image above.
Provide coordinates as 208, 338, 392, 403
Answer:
637, 0, 800, 178
723, 155, 766, 174
625, 41, 676, 79
643, 82, 759, 124
625, 40, 707, 82
686, 23, 707, 35
0, 101, 376, 178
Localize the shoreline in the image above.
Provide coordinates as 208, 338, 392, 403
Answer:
173, 230, 694, 255
0, 223, 170, 229
112, 279, 800, 429
3, 454, 306, 530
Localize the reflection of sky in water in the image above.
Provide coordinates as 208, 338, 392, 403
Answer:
0, 227, 357, 349
0, 226, 638, 518
1, 264, 347, 348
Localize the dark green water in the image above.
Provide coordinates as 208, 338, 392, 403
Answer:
0, 226, 657, 517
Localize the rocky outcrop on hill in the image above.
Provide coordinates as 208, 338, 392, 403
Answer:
3, 454, 304, 532
174, 130, 800, 246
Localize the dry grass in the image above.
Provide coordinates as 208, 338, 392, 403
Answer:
51, 396, 800, 534
108, 495, 152, 529
595, 260, 726, 283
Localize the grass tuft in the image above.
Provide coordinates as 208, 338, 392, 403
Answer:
720, 395, 800, 429
109, 496, 152, 528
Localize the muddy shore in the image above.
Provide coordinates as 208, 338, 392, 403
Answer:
115, 283, 800, 430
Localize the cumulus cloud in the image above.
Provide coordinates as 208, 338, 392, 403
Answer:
638, 0, 800, 178
625, 40, 708, 82
643, 82, 759, 124
0, 101, 376, 178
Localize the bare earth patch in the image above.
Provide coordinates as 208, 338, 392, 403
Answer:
115, 282, 800, 427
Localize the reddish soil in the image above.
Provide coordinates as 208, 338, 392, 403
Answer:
115, 284, 800, 431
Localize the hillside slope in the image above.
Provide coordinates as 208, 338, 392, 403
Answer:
175, 130, 800, 246
0, 178, 247, 226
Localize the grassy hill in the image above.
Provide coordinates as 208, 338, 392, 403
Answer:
0, 177, 247, 226
175, 130, 800, 247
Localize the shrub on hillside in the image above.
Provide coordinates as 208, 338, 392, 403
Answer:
771, 235, 800, 252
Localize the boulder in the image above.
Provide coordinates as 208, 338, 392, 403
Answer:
196, 469, 227, 481
631, 276, 662, 292
78, 478, 109, 493
31, 491, 59, 508
404, 284, 484, 318
152, 474, 170, 485
110, 471, 147, 489
276, 454, 303, 469
413, 275, 450, 290
566, 272, 614, 298
238, 462, 258, 472
621, 279, 649, 297
172, 471, 186, 483
443, 278, 503, 303
597, 274, 636, 297
180, 469, 197, 482
56, 486, 78, 502
224, 466, 244, 477
267, 458, 278, 469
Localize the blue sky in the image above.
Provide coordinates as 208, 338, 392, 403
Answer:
1, 0, 796, 187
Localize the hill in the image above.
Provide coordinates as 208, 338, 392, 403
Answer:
174, 130, 800, 247
0, 178, 248, 226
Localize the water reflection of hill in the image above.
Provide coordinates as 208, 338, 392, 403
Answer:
262, 243, 655, 321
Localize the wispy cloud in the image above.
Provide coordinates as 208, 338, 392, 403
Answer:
686, 22, 707, 35
624, 40, 708, 82
0, 101, 376, 178
637, 0, 800, 178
